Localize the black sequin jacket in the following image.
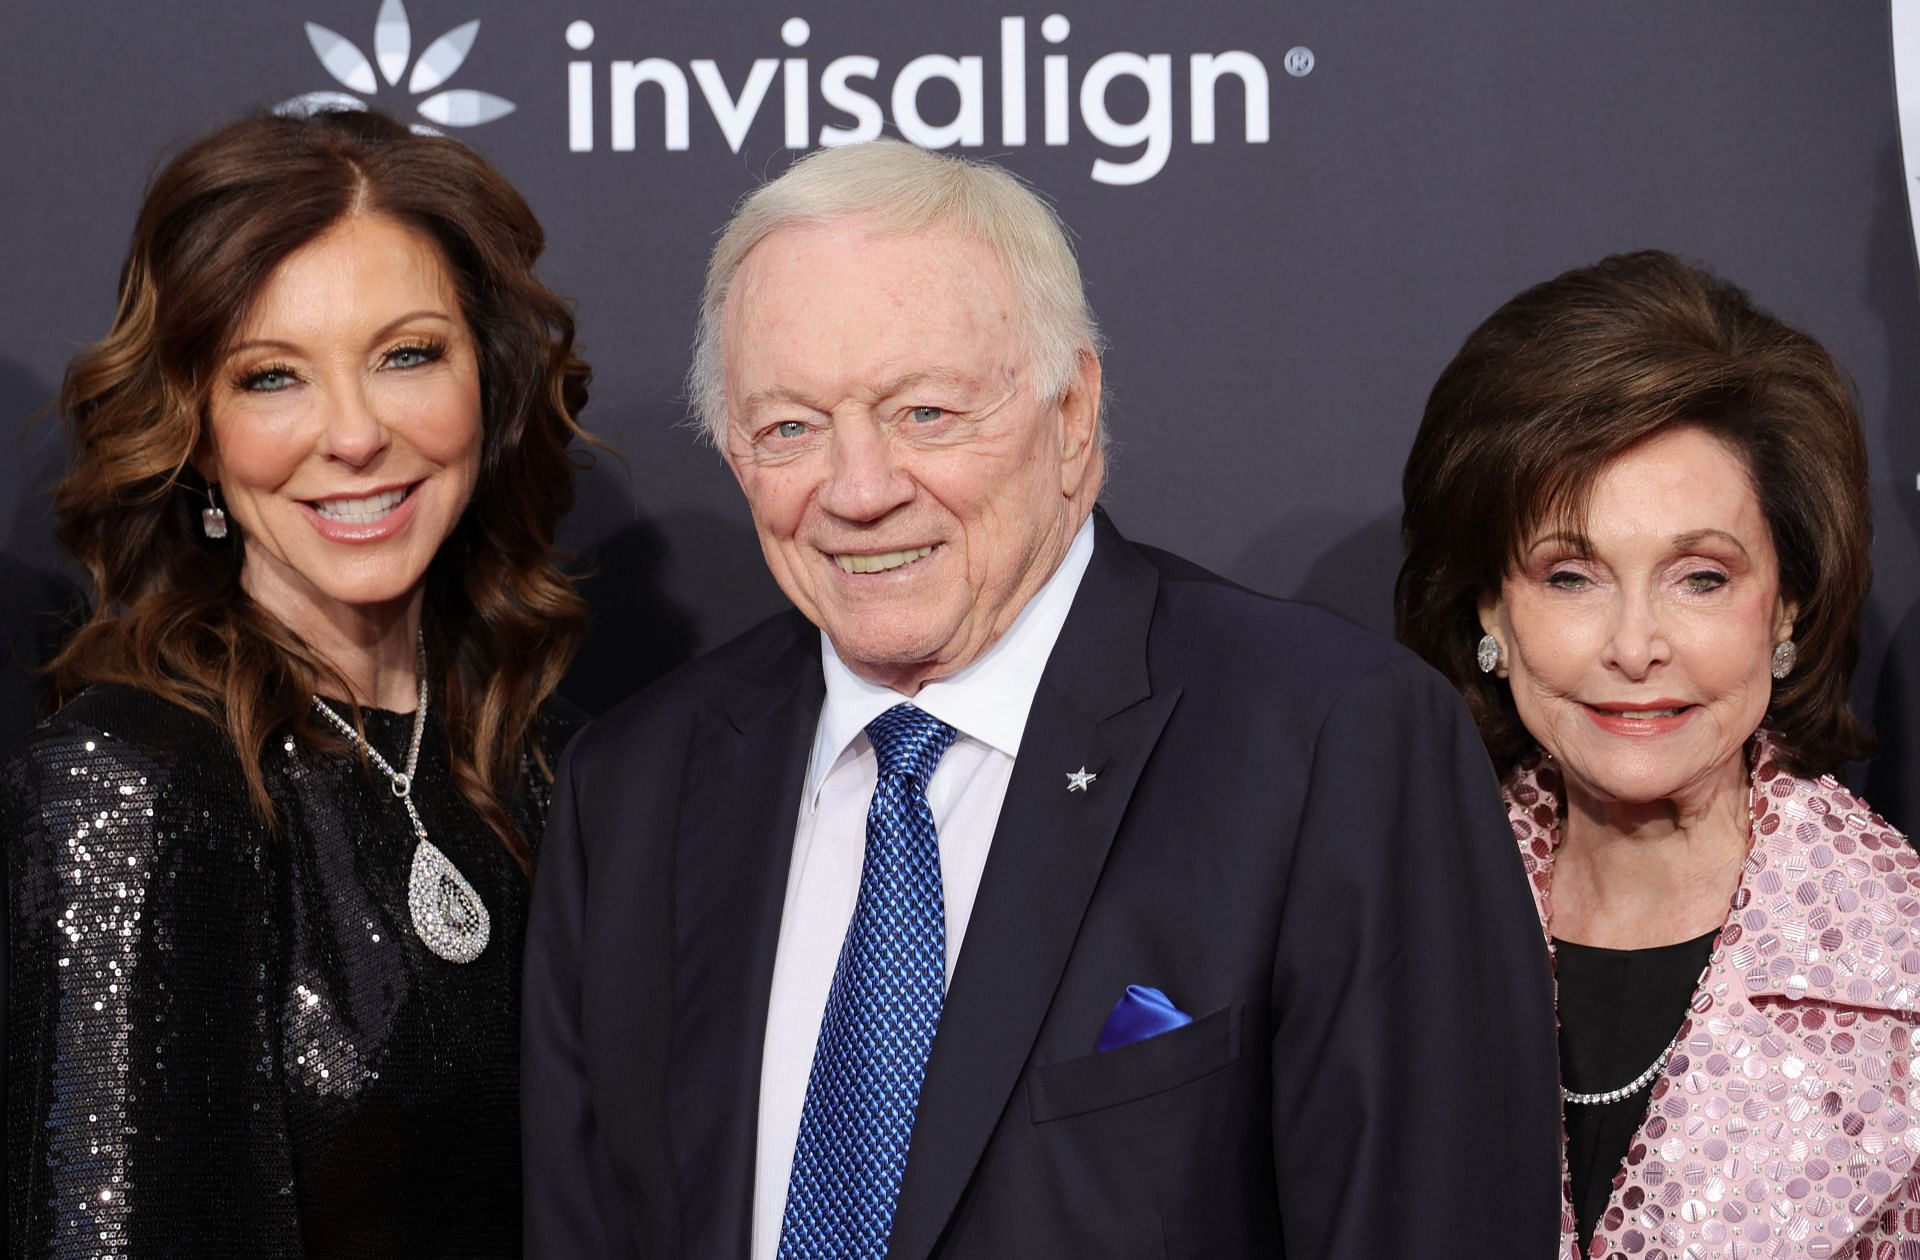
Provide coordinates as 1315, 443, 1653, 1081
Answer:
4, 685, 578, 1258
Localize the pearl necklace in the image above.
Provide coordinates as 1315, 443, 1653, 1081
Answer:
311, 638, 491, 964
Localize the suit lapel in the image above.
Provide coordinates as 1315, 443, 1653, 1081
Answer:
888, 513, 1179, 1260
669, 618, 825, 1257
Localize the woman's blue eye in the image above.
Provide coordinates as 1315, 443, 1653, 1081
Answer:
387, 343, 443, 370
774, 421, 808, 439
908, 406, 945, 423
243, 368, 296, 393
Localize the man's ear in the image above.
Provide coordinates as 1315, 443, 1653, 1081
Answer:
1058, 349, 1102, 499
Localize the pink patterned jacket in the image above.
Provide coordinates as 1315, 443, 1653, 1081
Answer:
1507, 737, 1920, 1258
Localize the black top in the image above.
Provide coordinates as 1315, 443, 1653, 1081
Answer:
4, 684, 578, 1258
1554, 927, 1717, 1251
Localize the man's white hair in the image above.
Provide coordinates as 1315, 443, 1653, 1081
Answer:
689, 138, 1105, 447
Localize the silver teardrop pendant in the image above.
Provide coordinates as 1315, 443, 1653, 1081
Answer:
407, 838, 491, 963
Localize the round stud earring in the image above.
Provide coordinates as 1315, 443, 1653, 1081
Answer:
1476, 633, 1502, 674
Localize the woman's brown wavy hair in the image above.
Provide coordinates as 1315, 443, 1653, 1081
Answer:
1396, 250, 1873, 781
51, 108, 591, 873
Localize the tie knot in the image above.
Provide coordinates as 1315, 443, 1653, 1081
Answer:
865, 703, 958, 787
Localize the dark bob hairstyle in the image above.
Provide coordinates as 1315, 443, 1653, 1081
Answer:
1395, 249, 1872, 779
53, 109, 591, 871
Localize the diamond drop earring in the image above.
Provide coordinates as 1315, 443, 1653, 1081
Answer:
201, 484, 228, 540
1770, 640, 1796, 680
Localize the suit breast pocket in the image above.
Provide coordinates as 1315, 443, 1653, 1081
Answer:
1026, 1002, 1243, 1123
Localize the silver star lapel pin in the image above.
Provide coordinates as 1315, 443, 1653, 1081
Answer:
1066, 767, 1097, 793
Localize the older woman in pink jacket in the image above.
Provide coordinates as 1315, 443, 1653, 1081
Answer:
1398, 250, 1916, 1257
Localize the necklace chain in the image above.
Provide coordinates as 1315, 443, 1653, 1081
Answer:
1562, 1028, 1683, 1106
311, 635, 430, 842
300, 633, 490, 965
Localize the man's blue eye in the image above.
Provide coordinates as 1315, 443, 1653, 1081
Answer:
909, 406, 944, 423
775, 421, 808, 439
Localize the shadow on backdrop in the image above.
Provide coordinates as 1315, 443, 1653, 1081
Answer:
1873, 601, 1920, 835
563, 516, 700, 716
0, 553, 85, 755
0, 359, 82, 749
559, 480, 785, 717
1865, 140, 1920, 837
0, 357, 66, 574
1235, 511, 1403, 639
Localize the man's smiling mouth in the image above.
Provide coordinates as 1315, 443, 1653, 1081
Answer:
833, 545, 935, 574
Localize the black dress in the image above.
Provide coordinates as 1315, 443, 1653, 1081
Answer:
1554, 928, 1716, 1252
4, 684, 577, 1258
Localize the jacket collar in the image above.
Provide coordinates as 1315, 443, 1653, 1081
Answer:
1512, 736, 1920, 1257
1508, 729, 1920, 1015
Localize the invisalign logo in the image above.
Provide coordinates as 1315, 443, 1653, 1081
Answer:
563, 15, 1305, 186
279, 0, 516, 129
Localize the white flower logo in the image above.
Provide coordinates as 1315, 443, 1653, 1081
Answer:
277, 0, 515, 129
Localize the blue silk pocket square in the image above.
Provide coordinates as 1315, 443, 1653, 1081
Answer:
1096, 984, 1194, 1053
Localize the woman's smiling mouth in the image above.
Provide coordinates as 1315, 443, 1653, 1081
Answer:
1582, 701, 1698, 735
311, 485, 413, 524
301, 483, 422, 542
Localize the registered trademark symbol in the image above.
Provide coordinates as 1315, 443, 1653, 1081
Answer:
1285, 46, 1315, 77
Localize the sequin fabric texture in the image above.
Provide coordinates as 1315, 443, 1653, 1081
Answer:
1508, 734, 1920, 1259
4, 685, 573, 1258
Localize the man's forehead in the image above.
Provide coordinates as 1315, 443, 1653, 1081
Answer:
723, 221, 1022, 380
730, 216, 1012, 303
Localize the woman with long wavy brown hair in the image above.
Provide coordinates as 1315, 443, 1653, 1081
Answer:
4, 108, 589, 1257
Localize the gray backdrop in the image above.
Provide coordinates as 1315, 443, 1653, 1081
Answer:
4, 3, 1915, 763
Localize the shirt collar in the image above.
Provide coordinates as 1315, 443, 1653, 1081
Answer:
805, 515, 1096, 807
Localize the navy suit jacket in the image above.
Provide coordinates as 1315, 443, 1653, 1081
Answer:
523, 513, 1562, 1257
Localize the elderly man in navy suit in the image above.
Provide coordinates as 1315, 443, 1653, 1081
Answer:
523, 140, 1561, 1258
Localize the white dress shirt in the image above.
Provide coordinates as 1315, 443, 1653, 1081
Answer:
749, 517, 1096, 1259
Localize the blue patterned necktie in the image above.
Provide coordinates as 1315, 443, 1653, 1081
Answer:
777, 702, 959, 1260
